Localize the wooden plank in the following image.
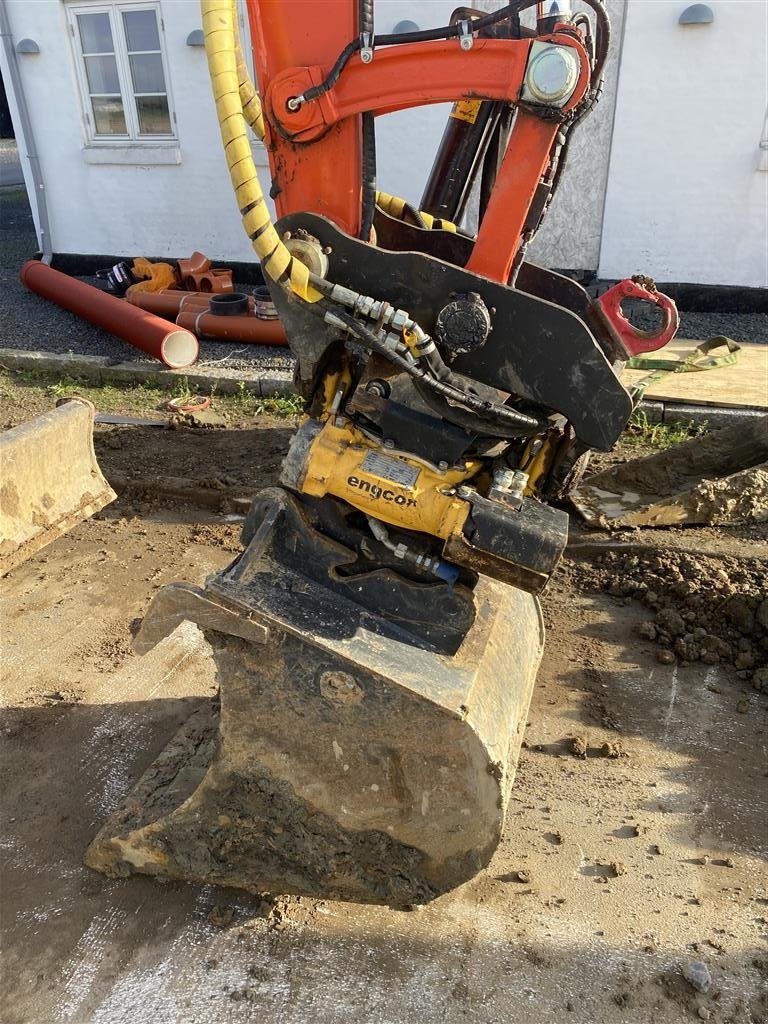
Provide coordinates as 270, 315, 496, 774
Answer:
621, 338, 768, 409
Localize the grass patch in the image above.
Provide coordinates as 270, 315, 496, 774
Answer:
624, 409, 706, 450
0, 367, 302, 420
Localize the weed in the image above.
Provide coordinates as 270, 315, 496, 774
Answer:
254, 393, 303, 417
624, 409, 706, 450
170, 375, 192, 401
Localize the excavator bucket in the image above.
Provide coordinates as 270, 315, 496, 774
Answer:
0, 398, 116, 575
86, 488, 544, 906
571, 416, 768, 528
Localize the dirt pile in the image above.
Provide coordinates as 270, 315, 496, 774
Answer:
572, 549, 768, 690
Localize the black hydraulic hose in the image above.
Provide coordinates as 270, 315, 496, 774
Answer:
586, 0, 610, 84
358, 0, 374, 35
301, 40, 360, 104
358, 0, 376, 241
523, 0, 608, 235
375, 1, 533, 46
332, 308, 543, 435
360, 111, 377, 240
546, 2, 610, 207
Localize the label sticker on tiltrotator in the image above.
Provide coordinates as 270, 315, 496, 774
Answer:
361, 450, 420, 491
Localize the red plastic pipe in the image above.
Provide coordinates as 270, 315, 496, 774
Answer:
20, 261, 199, 369
127, 291, 254, 317
176, 310, 287, 346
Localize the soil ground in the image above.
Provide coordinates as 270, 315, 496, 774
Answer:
1, 378, 767, 1024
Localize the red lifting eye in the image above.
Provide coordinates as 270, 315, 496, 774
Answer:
592, 278, 680, 359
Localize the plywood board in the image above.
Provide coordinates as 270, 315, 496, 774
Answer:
621, 338, 768, 409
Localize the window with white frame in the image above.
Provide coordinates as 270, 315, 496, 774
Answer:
68, 3, 175, 141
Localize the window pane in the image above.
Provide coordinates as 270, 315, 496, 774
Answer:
84, 55, 120, 95
129, 53, 165, 94
91, 96, 127, 134
123, 10, 160, 52
136, 95, 171, 135
77, 13, 113, 54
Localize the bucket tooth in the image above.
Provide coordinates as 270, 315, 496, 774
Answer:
86, 488, 544, 906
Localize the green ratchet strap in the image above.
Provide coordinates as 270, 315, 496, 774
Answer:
626, 335, 741, 404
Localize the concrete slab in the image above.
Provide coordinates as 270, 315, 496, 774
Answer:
0, 348, 293, 397
0, 140, 24, 187
0, 160, 24, 186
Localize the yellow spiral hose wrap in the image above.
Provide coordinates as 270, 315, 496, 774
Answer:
375, 191, 458, 232
201, 0, 321, 301
231, 0, 266, 141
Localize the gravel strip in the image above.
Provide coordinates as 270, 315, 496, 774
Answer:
629, 308, 768, 345
0, 187, 294, 376
2, 186, 766, 377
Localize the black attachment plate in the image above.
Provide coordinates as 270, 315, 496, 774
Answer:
272, 213, 631, 451
373, 209, 596, 327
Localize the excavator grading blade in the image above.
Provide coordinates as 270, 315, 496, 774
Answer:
0, 398, 116, 575
86, 488, 544, 906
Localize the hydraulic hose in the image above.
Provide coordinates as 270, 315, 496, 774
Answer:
297, 0, 608, 116
331, 308, 543, 436
375, 191, 457, 232
360, 112, 377, 241
201, 0, 321, 302
366, 516, 460, 586
358, 0, 376, 241
219, 0, 266, 140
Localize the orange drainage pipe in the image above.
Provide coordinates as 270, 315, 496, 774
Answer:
176, 309, 287, 346
20, 261, 198, 369
127, 290, 254, 317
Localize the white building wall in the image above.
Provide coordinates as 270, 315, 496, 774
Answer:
599, 0, 768, 288
5, 0, 764, 287
1, 0, 264, 262
3, 0, 614, 271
